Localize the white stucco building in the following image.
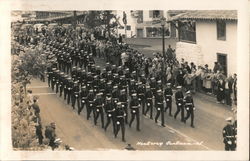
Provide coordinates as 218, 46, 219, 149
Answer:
116, 10, 170, 38
169, 10, 237, 76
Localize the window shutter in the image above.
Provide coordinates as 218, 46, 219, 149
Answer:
149, 10, 153, 18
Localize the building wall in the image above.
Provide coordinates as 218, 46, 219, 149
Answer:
176, 20, 237, 76
196, 21, 237, 75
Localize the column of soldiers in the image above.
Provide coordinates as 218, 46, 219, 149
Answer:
44, 40, 197, 143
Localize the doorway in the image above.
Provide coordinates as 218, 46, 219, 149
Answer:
137, 28, 144, 38
217, 53, 227, 76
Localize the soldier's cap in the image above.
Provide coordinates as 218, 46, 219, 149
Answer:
118, 66, 122, 68
112, 65, 116, 67
226, 117, 232, 122
107, 82, 112, 85
132, 93, 137, 97
121, 89, 126, 92
146, 86, 150, 88
117, 102, 122, 106
186, 90, 191, 94
91, 64, 95, 67
89, 89, 94, 92
97, 93, 103, 96
82, 70, 86, 72
107, 97, 111, 100
94, 75, 98, 78
60, 72, 64, 75
131, 79, 135, 82
125, 68, 129, 71
157, 80, 162, 83
87, 72, 91, 75
74, 81, 78, 84
96, 66, 100, 68
177, 86, 182, 89
67, 77, 72, 80
107, 71, 112, 74
113, 86, 118, 89
157, 90, 162, 93
106, 62, 110, 65
72, 66, 76, 69
55, 70, 60, 72
114, 73, 118, 76
151, 77, 155, 80
167, 83, 171, 86
81, 86, 86, 89
132, 71, 136, 74
77, 67, 81, 71
52, 68, 56, 70
121, 75, 125, 78
141, 74, 145, 77
138, 82, 142, 85
100, 78, 104, 81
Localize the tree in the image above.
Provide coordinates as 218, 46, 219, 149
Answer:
84, 11, 118, 38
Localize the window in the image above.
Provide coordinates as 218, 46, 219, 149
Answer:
126, 25, 131, 30
149, 10, 163, 18
217, 21, 226, 40
179, 21, 196, 43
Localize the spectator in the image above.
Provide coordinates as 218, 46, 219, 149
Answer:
217, 77, 225, 103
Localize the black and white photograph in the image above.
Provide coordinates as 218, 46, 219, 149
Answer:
0, 0, 249, 160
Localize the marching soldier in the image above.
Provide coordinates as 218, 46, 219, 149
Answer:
59, 73, 66, 97
55, 70, 60, 94
71, 67, 77, 81
72, 81, 80, 110
94, 93, 104, 128
86, 72, 93, 90
86, 90, 95, 120
164, 83, 173, 116
144, 85, 154, 119
222, 117, 237, 151
115, 102, 126, 142
155, 90, 165, 127
104, 97, 117, 134
65, 52, 72, 74
183, 91, 195, 128
51, 68, 57, 91
46, 66, 53, 87
119, 89, 128, 124
112, 86, 120, 104
129, 93, 141, 131
93, 75, 100, 94
137, 82, 145, 114
129, 79, 137, 96
150, 77, 157, 96
63, 77, 70, 101
105, 81, 113, 98
174, 86, 184, 122
79, 85, 88, 115
67, 77, 74, 105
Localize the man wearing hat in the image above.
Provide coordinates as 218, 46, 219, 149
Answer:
79, 85, 88, 115
104, 97, 117, 134
46, 65, 53, 87
155, 90, 165, 127
86, 89, 96, 120
71, 67, 78, 81
174, 86, 185, 122
55, 70, 60, 94
45, 122, 57, 150
144, 85, 154, 119
119, 89, 128, 124
150, 77, 157, 96
129, 93, 141, 131
86, 72, 93, 90
129, 79, 137, 96
59, 73, 67, 97
94, 93, 105, 128
72, 81, 80, 110
115, 102, 126, 142
51, 68, 57, 91
67, 77, 74, 105
222, 117, 237, 150
137, 82, 146, 114
112, 86, 120, 104
164, 83, 173, 116
183, 90, 195, 128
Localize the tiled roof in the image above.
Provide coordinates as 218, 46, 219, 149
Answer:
169, 10, 237, 21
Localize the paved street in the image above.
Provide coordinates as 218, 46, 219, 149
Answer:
27, 78, 233, 151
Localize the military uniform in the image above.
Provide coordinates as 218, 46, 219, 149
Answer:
155, 90, 165, 127
67, 78, 74, 105
164, 83, 173, 116
104, 97, 117, 134
129, 94, 140, 131
119, 89, 128, 123
183, 91, 195, 128
137, 82, 145, 114
144, 86, 154, 119
223, 118, 237, 151
79, 86, 88, 114
174, 86, 184, 122
94, 93, 104, 128
115, 102, 126, 142
72, 81, 80, 110
86, 90, 95, 120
